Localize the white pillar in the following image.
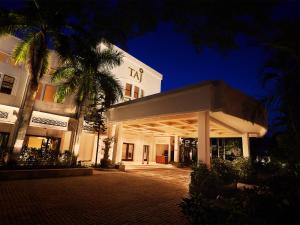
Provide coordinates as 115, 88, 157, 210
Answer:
112, 123, 123, 164
108, 124, 116, 161
197, 111, 210, 167
168, 137, 172, 163
153, 138, 157, 163
242, 133, 250, 158
174, 135, 180, 163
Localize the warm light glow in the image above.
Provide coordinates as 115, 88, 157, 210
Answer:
14, 139, 24, 153
74, 144, 80, 156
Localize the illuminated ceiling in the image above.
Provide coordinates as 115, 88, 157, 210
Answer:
121, 112, 264, 138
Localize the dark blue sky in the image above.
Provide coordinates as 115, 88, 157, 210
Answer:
126, 23, 267, 99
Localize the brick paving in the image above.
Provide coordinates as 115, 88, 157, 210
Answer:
0, 168, 191, 225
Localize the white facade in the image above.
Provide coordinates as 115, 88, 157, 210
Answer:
99, 43, 162, 101
0, 35, 267, 167
0, 35, 164, 165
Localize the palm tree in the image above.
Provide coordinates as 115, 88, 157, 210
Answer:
52, 43, 123, 156
0, 0, 80, 152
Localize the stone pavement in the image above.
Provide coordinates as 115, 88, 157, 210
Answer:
0, 168, 191, 225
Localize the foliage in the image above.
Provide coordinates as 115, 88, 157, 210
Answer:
211, 158, 238, 184
100, 137, 114, 168
232, 157, 255, 183
52, 44, 123, 108
58, 150, 77, 167
0, 147, 79, 169
84, 95, 107, 134
181, 159, 300, 225
224, 139, 242, 160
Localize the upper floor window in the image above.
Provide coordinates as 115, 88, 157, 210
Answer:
0, 74, 15, 95
0, 52, 22, 68
125, 83, 132, 97
43, 84, 57, 102
134, 86, 139, 99
35, 83, 43, 100
0, 52, 8, 63
35, 83, 58, 103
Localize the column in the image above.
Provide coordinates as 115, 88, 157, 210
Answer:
153, 137, 157, 163
197, 111, 210, 167
242, 133, 250, 158
168, 137, 172, 163
108, 124, 116, 160
112, 123, 123, 164
174, 135, 180, 163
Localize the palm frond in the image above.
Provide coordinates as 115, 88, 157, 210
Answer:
12, 34, 35, 64
51, 65, 76, 83
55, 76, 80, 103
96, 70, 123, 106
96, 48, 123, 70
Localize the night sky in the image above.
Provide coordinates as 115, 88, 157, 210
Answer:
126, 22, 267, 99
0, 0, 291, 101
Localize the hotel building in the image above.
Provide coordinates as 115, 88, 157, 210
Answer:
0, 35, 267, 166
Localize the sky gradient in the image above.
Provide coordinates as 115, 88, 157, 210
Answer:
126, 23, 268, 99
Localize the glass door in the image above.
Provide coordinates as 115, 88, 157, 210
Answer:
122, 143, 134, 161
143, 145, 150, 164
0, 132, 9, 157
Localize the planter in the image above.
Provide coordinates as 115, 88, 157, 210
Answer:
0, 168, 93, 181
119, 164, 126, 172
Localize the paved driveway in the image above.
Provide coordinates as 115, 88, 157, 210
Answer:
0, 168, 191, 225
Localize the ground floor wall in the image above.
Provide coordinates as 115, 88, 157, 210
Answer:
1, 120, 251, 166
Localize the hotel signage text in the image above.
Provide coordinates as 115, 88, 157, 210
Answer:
129, 67, 143, 83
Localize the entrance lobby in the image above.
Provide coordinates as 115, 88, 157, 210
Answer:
107, 81, 267, 166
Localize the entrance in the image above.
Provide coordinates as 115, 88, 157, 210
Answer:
122, 143, 134, 161
0, 132, 9, 159
142, 145, 150, 164
24, 135, 61, 152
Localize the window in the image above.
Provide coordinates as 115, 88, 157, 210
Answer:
134, 86, 139, 99
141, 89, 144, 98
35, 83, 43, 100
43, 84, 57, 102
24, 135, 61, 152
125, 83, 132, 97
0, 74, 15, 95
0, 52, 8, 62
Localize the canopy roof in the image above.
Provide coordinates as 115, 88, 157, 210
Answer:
107, 81, 267, 138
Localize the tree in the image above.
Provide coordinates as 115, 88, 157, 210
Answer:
261, 19, 300, 164
0, 0, 83, 152
52, 42, 123, 157
84, 94, 107, 167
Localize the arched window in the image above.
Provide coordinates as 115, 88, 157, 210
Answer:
0, 74, 15, 95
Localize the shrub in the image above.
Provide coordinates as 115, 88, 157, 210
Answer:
189, 162, 223, 198
232, 157, 255, 183
211, 158, 238, 184
181, 191, 253, 225
100, 158, 112, 168
181, 159, 300, 225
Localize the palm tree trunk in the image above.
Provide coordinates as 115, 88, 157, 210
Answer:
13, 80, 39, 152
72, 103, 85, 157
95, 128, 100, 166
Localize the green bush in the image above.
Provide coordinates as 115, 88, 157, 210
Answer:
211, 158, 238, 184
232, 157, 255, 183
100, 158, 112, 168
181, 191, 252, 225
189, 162, 223, 198
181, 159, 300, 225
